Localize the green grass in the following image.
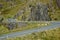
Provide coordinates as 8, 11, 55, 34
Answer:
0, 0, 23, 9
0, 1, 26, 18
0, 25, 9, 35
48, 0, 60, 21
7, 28, 60, 40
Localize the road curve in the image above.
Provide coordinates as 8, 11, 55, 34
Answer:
0, 22, 60, 39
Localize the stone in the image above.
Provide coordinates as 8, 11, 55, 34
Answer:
0, 4, 3, 8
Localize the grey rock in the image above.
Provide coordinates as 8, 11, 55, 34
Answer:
56, 0, 60, 8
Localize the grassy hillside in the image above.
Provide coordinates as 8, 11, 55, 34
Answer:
0, 0, 60, 20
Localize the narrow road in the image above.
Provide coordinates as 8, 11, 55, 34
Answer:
0, 21, 60, 40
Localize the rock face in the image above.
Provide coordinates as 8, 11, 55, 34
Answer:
0, 4, 3, 9
56, 0, 60, 8
28, 3, 51, 21
2, 18, 27, 30
6, 23, 16, 30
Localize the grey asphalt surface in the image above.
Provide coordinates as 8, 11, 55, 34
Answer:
0, 21, 60, 40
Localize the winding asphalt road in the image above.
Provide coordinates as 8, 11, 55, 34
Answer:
0, 21, 60, 40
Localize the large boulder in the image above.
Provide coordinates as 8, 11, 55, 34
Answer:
29, 3, 51, 21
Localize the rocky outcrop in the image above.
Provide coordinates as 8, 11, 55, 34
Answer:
28, 3, 51, 21
56, 0, 60, 8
